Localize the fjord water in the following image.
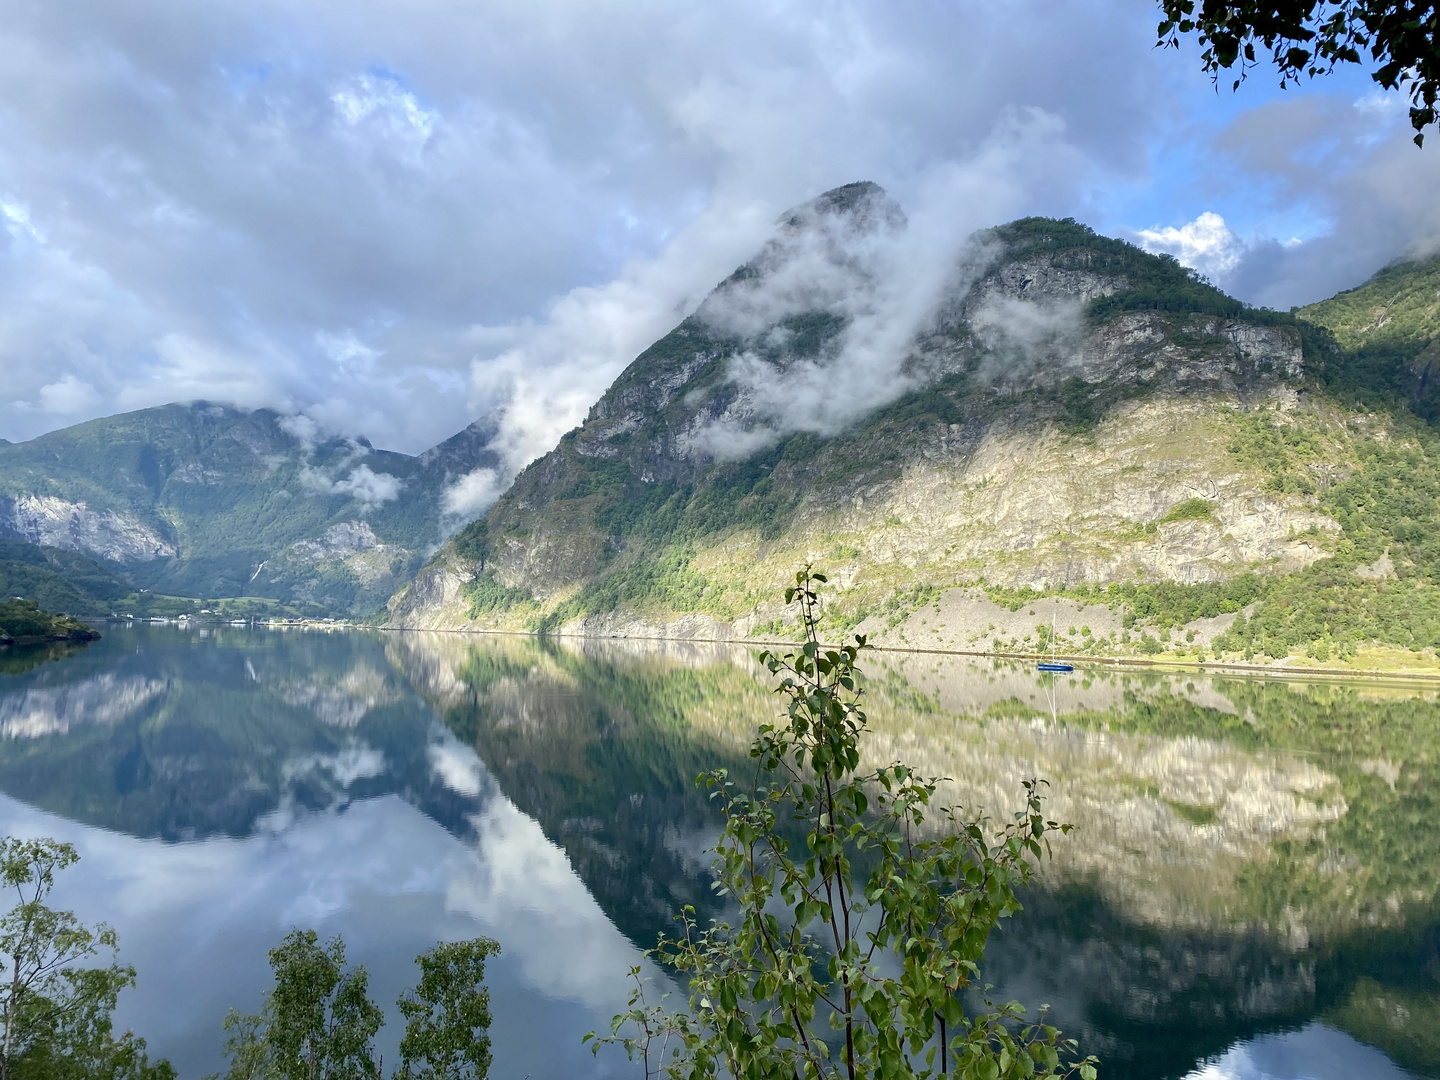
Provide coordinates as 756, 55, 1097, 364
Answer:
0, 627, 1435, 1080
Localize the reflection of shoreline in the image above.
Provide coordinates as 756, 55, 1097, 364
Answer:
390, 630, 1440, 944
387, 626, 1440, 1079
376, 626, 1440, 684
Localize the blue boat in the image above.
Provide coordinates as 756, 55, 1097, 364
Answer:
1037, 613, 1074, 673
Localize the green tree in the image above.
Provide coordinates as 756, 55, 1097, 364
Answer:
219, 930, 383, 1080
1157, 0, 1440, 143
395, 939, 501, 1080
590, 569, 1096, 1080
0, 837, 172, 1080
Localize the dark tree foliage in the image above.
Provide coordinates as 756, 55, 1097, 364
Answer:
396, 939, 501, 1080
1157, 0, 1440, 143
0, 839, 172, 1080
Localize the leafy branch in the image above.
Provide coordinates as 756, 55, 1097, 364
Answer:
589, 567, 1097, 1080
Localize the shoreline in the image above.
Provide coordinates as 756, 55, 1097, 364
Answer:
363, 622, 1440, 684
107, 616, 1440, 683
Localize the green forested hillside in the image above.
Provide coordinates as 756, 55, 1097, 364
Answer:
0, 538, 130, 615
1300, 254, 1440, 420
0, 597, 100, 644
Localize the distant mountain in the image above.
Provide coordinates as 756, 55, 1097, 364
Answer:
387, 185, 1440, 672
0, 403, 501, 614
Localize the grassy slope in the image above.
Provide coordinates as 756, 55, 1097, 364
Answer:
962, 253, 1440, 667
1298, 254, 1440, 420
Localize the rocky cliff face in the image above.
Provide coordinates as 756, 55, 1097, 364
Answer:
0, 493, 175, 562
390, 191, 1361, 653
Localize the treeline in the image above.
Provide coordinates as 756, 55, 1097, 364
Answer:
0, 597, 100, 646
986, 216, 1289, 326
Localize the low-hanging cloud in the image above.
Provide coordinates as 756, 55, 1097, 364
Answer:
678, 112, 1088, 460
299, 462, 402, 509
441, 466, 504, 526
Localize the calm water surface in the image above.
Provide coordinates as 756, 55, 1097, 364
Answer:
0, 625, 1435, 1080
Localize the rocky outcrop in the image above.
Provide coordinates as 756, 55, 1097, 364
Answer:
386, 551, 477, 630
0, 494, 173, 562
251, 520, 417, 613
558, 610, 737, 641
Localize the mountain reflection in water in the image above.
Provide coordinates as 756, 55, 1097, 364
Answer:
0, 624, 1435, 1080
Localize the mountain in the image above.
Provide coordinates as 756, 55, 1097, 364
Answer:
0, 404, 501, 614
387, 184, 1440, 672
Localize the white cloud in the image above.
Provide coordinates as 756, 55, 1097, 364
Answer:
331, 72, 438, 159
333, 464, 403, 507
441, 465, 504, 522
1138, 212, 1244, 280
315, 329, 381, 373
278, 412, 322, 448
299, 462, 402, 508
36, 373, 101, 414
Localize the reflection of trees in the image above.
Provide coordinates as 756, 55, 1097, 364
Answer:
389, 633, 765, 949
0, 641, 88, 676
0, 627, 453, 840
980, 884, 1318, 1080
982, 884, 1440, 1080
393, 636, 1440, 1079
861, 656, 1440, 942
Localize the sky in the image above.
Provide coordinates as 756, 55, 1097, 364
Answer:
1, 0, 1436, 467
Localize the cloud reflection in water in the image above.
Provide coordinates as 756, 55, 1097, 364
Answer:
0, 738, 647, 1079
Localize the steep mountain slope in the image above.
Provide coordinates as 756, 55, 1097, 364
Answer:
392, 186, 1421, 663
1298, 253, 1440, 416
0, 404, 500, 613
0, 538, 131, 616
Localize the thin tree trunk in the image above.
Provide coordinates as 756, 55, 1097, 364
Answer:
2, 943, 23, 1080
